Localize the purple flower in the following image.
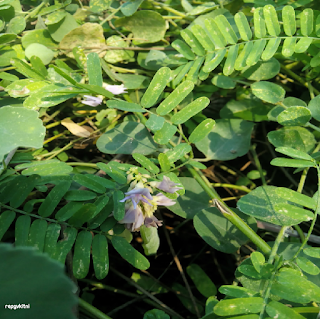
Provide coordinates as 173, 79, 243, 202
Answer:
81, 95, 103, 107
151, 176, 183, 193
144, 216, 162, 228
120, 187, 153, 208
119, 205, 144, 232
153, 193, 176, 206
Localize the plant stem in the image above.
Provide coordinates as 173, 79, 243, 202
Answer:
211, 183, 251, 193
186, 164, 272, 255
250, 144, 267, 186
78, 298, 112, 319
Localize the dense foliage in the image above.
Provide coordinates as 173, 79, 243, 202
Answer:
1, 0, 320, 318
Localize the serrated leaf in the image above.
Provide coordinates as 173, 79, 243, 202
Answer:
73, 231, 92, 279
92, 234, 109, 279
111, 236, 150, 270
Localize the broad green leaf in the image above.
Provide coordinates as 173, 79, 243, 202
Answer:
237, 186, 314, 226
261, 38, 281, 61
251, 81, 285, 104
73, 174, 106, 194
268, 126, 316, 153
38, 181, 72, 217
97, 122, 157, 155
220, 99, 273, 122
251, 252, 265, 273
15, 215, 31, 247
270, 157, 315, 168
214, 297, 264, 316
143, 309, 170, 319
301, 8, 313, 36
277, 106, 311, 126
64, 190, 97, 201
167, 177, 210, 218
113, 191, 125, 221
140, 225, 160, 256
204, 18, 227, 49
92, 234, 109, 279
87, 52, 103, 87
121, 0, 144, 16
96, 162, 127, 184
254, 8, 266, 38
282, 37, 296, 57
283, 97, 307, 108
171, 97, 210, 125
0, 244, 77, 319
189, 118, 215, 143
145, 114, 165, 131
0, 107, 45, 162
235, 12, 252, 41
68, 204, 97, 227
275, 147, 313, 161
304, 247, 320, 258
28, 219, 47, 252
212, 75, 236, 89
187, 264, 217, 297
296, 257, 320, 275
21, 29, 58, 49
266, 300, 306, 319
89, 0, 111, 13
17, 160, 73, 176
156, 80, 194, 116
195, 119, 254, 160
0, 33, 16, 45
141, 67, 171, 108
107, 100, 145, 112
171, 39, 195, 60
7, 16, 26, 34
181, 28, 205, 56
153, 122, 177, 145
73, 231, 92, 279
115, 11, 167, 45
190, 25, 215, 51
223, 44, 238, 76
203, 48, 226, 73
47, 13, 79, 42
53, 227, 78, 264
165, 144, 192, 164
246, 39, 267, 67
215, 15, 238, 44
44, 223, 61, 259
263, 5, 280, 36
0, 211, 15, 241
194, 207, 257, 253
282, 6, 296, 36
188, 160, 207, 169
308, 94, 320, 121
219, 285, 258, 298
271, 268, 320, 303
158, 153, 171, 172
111, 236, 150, 270
45, 10, 67, 25
132, 153, 160, 174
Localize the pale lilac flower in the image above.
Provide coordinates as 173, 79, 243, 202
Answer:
119, 204, 144, 232
153, 193, 176, 206
151, 176, 183, 194
144, 216, 163, 228
81, 95, 103, 107
120, 187, 153, 208
103, 83, 128, 95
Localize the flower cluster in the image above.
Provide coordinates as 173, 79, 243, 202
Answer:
118, 169, 183, 232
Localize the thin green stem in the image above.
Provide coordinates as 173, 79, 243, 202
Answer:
306, 122, 320, 134
211, 183, 251, 193
79, 298, 112, 319
100, 6, 122, 25
250, 145, 267, 186
268, 226, 288, 265
150, 0, 192, 20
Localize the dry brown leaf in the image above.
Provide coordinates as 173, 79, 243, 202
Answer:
61, 118, 91, 138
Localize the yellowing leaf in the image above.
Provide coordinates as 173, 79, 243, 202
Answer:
61, 118, 91, 137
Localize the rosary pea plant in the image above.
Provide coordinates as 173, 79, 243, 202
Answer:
1, 0, 320, 318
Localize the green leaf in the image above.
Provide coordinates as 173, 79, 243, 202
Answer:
68, 204, 97, 227
188, 160, 207, 169
17, 160, 73, 176
140, 225, 160, 256
275, 147, 313, 161
190, 25, 215, 52
203, 48, 226, 73
156, 80, 194, 116
7, 16, 26, 34
104, 36, 135, 64
171, 97, 210, 125
235, 12, 252, 41
295, 37, 312, 53
0, 107, 45, 162
271, 158, 314, 168
268, 126, 316, 153
10, 58, 45, 80
251, 252, 265, 273
254, 8, 266, 38
235, 42, 254, 70
246, 40, 267, 67
64, 190, 97, 201
153, 122, 177, 145
261, 38, 281, 61
113, 191, 125, 221
223, 44, 238, 76
277, 106, 311, 126
0, 244, 77, 319
31, 56, 48, 77
15, 215, 31, 247
282, 6, 296, 36
73, 174, 106, 193
215, 15, 238, 44
165, 144, 191, 164
28, 219, 47, 252
219, 285, 258, 298
266, 300, 306, 319
143, 309, 170, 319
0, 211, 15, 241
189, 118, 215, 143
132, 153, 160, 174
158, 153, 171, 172
212, 75, 236, 89
296, 257, 320, 275
21, 29, 58, 49
145, 114, 165, 131
0, 33, 16, 45
308, 94, 320, 121
186, 56, 205, 83
181, 28, 205, 56
282, 37, 296, 57
214, 297, 264, 316
96, 162, 127, 184
194, 207, 257, 253
141, 67, 171, 109
171, 39, 195, 60
38, 180, 72, 217
107, 100, 145, 112
73, 231, 92, 279
121, 0, 144, 16
115, 11, 167, 44
45, 10, 67, 25
303, 247, 320, 258
195, 119, 254, 160
263, 4, 280, 36
111, 236, 150, 270
251, 81, 285, 104
47, 13, 79, 42
237, 186, 314, 226
204, 18, 227, 49
44, 223, 61, 259
53, 227, 77, 264
87, 52, 103, 87
89, 0, 111, 13
301, 8, 313, 36
96, 122, 157, 155
186, 264, 217, 297
92, 234, 109, 279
